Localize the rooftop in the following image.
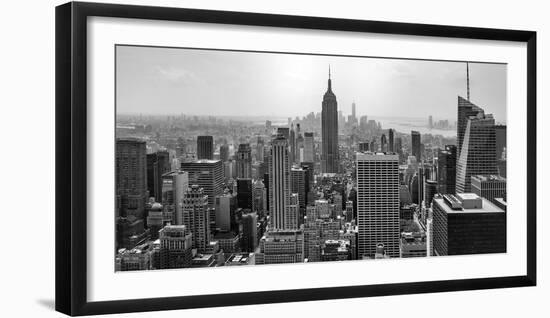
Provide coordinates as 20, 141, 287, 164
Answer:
226, 253, 254, 264
182, 159, 221, 164
356, 152, 399, 160
472, 174, 507, 182
434, 194, 504, 214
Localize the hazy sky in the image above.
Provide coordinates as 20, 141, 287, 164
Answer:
116, 45, 506, 123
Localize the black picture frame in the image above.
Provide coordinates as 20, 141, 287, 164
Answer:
55, 1, 537, 316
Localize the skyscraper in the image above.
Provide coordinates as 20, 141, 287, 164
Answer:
241, 212, 258, 252
395, 137, 403, 160
471, 175, 506, 203
303, 132, 315, 163
356, 152, 400, 258
146, 150, 170, 202
277, 127, 289, 140
495, 125, 507, 160
456, 113, 497, 193
116, 138, 148, 219
197, 135, 214, 160
219, 144, 229, 162
237, 178, 254, 210
255, 230, 304, 265
388, 129, 394, 152
291, 166, 308, 224
235, 143, 252, 179
253, 179, 267, 216
156, 225, 193, 269
424, 179, 438, 207
182, 185, 211, 253
268, 135, 293, 230
161, 170, 189, 225
432, 193, 505, 255
437, 145, 457, 194
380, 134, 387, 152
181, 159, 224, 208
256, 137, 265, 162
321, 67, 339, 173
457, 96, 485, 157
214, 192, 236, 232
411, 130, 421, 162
290, 123, 296, 164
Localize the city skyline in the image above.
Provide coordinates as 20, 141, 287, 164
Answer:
115, 46, 507, 272
116, 45, 507, 123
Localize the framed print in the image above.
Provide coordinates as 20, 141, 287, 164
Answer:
55, 1, 536, 316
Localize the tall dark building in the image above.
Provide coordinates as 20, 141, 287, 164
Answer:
359, 142, 369, 152
290, 123, 296, 164
116, 138, 148, 219
495, 125, 506, 160
424, 179, 438, 207
433, 193, 505, 256
241, 212, 258, 252
411, 130, 421, 162
291, 166, 308, 223
264, 173, 270, 213
277, 127, 289, 140
321, 67, 339, 173
457, 96, 485, 158
388, 129, 394, 152
300, 162, 315, 185
146, 150, 170, 201
235, 143, 252, 179
219, 144, 229, 162
237, 178, 253, 210
197, 135, 214, 160
181, 159, 224, 208
437, 145, 457, 195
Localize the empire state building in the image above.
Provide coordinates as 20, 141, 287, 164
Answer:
321, 67, 339, 173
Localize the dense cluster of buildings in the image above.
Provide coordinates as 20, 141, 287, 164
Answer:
115, 66, 506, 271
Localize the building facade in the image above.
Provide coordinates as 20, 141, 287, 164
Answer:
197, 135, 214, 160
432, 193, 506, 255
182, 185, 211, 253
437, 145, 457, 195
471, 174, 507, 203
456, 114, 497, 193
356, 152, 400, 258
181, 159, 224, 208
236, 143, 252, 179
321, 68, 339, 173
116, 138, 148, 219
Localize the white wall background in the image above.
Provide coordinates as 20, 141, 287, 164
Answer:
0, 0, 547, 317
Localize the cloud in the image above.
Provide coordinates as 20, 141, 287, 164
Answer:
155, 66, 200, 84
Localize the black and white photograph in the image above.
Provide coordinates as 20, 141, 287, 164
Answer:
2, 0, 545, 317
114, 45, 507, 271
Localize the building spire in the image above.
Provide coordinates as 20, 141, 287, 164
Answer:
328, 64, 332, 91
466, 62, 470, 101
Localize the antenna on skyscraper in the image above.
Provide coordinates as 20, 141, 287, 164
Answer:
466, 62, 470, 101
